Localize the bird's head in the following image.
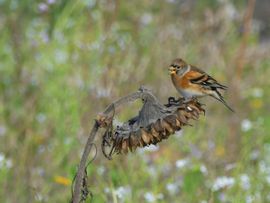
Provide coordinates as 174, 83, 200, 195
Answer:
168, 58, 188, 75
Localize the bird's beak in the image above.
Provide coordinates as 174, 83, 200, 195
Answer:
168, 66, 176, 74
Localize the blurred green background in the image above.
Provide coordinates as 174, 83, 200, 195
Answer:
1, 0, 270, 202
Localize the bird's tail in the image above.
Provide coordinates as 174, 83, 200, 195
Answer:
211, 91, 235, 112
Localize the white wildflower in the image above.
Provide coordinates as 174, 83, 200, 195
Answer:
252, 88, 263, 98
259, 161, 270, 173
144, 192, 156, 203
5, 159, 13, 169
250, 150, 259, 160
212, 176, 235, 191
144, 145, 159, 152
38, 3, 48, 12
240, 174, 250, 190
241, 119, 252, 132
114, 186, 131, 200
104, 187, 110, 193
175, 158, 189, 169
174, 130, 183, 138
246, 195, 253, 203
47, 0, 56, 4
36, 113, 46, 123
0, 153, 4, 168
200, 165, 208, 175
140, 13, 152, 25
0, 153, 12, 169
96, 87, 111, 98
166, 182, 179, 195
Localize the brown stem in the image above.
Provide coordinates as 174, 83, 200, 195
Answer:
72, 122, 99, 203
72, 87, 151, 203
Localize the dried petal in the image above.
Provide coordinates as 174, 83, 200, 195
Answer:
141, 129, 151, 144
121, 139, 128, 154
177, 111, 188, 124
150, 124, 160, 139
164, 115, 178, 128
175, 118, 182, 128
153, 119, 163, 132
161, 120, 174, 134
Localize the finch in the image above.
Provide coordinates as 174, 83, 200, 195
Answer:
168, 58, 234, 112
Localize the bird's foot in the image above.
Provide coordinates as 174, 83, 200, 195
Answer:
166, 97, 185, 107
182, 96, 199, 104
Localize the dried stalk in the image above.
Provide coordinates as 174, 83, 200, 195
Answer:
71, 87, 151, 203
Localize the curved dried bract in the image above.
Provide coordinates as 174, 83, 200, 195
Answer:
101, 95, 204, 159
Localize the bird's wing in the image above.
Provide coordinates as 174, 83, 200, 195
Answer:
186, 65, 227, 90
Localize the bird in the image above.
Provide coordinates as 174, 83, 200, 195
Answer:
168, 58, 234, 112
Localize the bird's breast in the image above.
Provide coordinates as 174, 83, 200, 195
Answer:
171, 73, 205, 98
171, 73, 189, 89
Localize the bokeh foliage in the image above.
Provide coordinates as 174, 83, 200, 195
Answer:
0, 0, 270, 202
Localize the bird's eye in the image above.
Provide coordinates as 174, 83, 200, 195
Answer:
175, 65, 180, 69
171, 64, 179, 69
